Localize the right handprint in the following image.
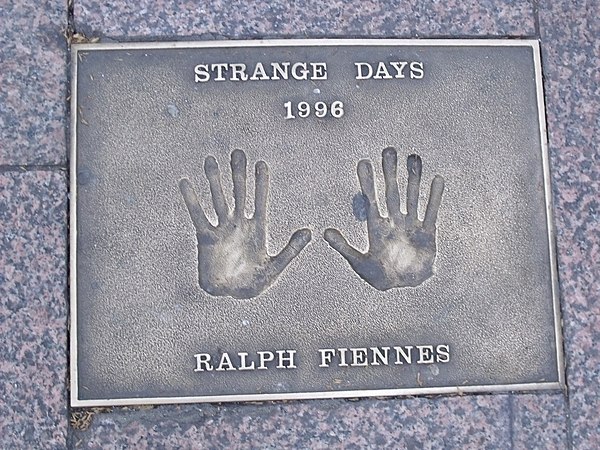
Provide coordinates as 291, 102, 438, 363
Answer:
324, 147, 445, 290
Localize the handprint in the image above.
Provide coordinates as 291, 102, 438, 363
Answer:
324, 147, 445, 290
179, 150, 312, 299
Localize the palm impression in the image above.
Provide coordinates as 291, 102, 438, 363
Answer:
324, 147, 445, 290
179, 149, 312, 299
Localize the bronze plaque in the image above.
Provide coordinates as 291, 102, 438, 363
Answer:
70, 39, 563, 406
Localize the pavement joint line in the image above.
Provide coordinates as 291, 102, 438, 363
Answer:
0, 164, 68, 172
532, 0, 542, 39
76, 33, 541, 43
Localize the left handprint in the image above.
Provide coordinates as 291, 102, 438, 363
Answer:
179, 149, 312, 299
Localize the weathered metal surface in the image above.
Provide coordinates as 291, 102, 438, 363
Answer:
70, 39, 563, 406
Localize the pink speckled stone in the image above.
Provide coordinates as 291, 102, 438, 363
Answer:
539, 0, 600, 449
74, 0, 535, 39
512, 394, 568, 450
0, 1, 67, 165
0, 170, 68, 448
73, 396, 513, 448
73, 394, 574, 448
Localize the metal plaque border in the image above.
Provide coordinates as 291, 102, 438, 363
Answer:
69, 38, 564, 407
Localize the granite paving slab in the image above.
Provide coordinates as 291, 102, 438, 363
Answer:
0, 170, 69, 448
71, 394, 572, 448
539, 0, 600, 448
0, 1, 67, 165
71, 396, 513, 449
74, 0, 535, 39
511, 393, 568, 449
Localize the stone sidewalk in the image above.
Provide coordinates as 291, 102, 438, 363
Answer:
0, 0, 597, 448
